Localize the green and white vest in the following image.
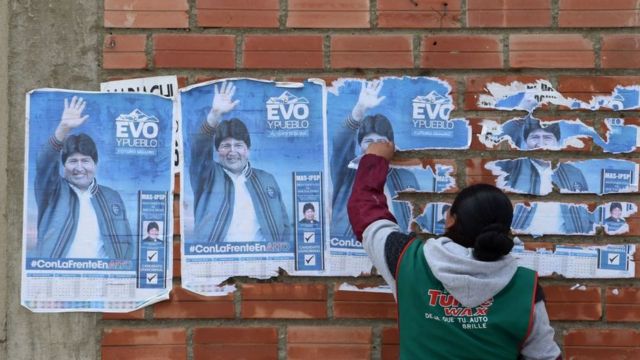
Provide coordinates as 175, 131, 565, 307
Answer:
397, 239, 537, 360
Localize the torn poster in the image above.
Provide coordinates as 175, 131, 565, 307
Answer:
388, 161, 456, 193
180, 78, 327, 295
588, 85, 640, 111
413, 202, 452, 235
512, 202, 637, 236
486, 158, 638, 196
100, 76, 181, 173
327, 76, 469, 275
479, 115, 640, 153
477, 79, 588, 112
327, 77, 471, 151
22, 89, 175, 312
512, 243, 635, 278
477, 80, 640, 112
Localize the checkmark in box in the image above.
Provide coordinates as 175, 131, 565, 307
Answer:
147, 250, 158, 262
304, 254, 316, 266
303, 232, 315, 243
608, 254, 620, 265
146, 273, 158, 284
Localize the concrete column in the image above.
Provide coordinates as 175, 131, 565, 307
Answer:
6, 1, 101, 359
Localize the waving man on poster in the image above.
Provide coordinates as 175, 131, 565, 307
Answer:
331, 80, 419, 240
190, 82, 291, 244
35, 96, 134, 259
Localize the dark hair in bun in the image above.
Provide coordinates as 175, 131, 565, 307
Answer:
444, 184, 514, 262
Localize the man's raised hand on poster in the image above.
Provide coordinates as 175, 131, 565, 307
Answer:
207, 81, 240, 128
55, 96, 89, 142
351, 80, 386, 122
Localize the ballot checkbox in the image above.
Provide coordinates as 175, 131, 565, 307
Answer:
303, 232, 315, 243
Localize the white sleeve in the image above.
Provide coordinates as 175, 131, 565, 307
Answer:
520, 301, 562, 360
362, 219, 402, 298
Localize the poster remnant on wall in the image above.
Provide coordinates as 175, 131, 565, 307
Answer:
486, 158, 638, 196
326, 77, 469, 275
22, 89, 175, 312
512, 243, 636, 278
512, 202, 637, 236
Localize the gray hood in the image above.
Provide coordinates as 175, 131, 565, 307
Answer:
424, 237, 518, 308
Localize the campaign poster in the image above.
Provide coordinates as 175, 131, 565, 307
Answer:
485, 158, 638, 196
100, 76, 181, 173
325, 76, 469, 275
512, 202, 637, 237
22, 89, 174, 312
512, 243, 636, 278
180, 79, 326, 295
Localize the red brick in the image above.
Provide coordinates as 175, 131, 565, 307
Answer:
103, 52, 148, 69
193, 327, 278, 360
381, 327, 399, 360
287, 326, 371, 360
196, 0, 279, 28
330, 35, 413, 69
102, 327, 187, 359
172, 241, 181, 278
103, 346, 187, 360
601, 35, 640, 69
543, 285, 602, 321
286, 0, 369, 28
243, 283, 327, 300
104, 0, 188, 28
153, 35, 235, 69
557, 76, 640, 103
102, 308, 145, 320
376, 0, 461, 28
559, 0, 640, 27
153, 287, 235, 319
564, 328, 640, 359
421, 35, 503, 69
606, 287, 640, 322
241, 283, 327, 319
103, 34, 147, 69
464, 76, 542, 110
102, 328, 186, 346
465, 158, 498, 187
174, 173, 181, 194
288, 326, 371, 343
333, 286, 397, 319
243, 35, 323, 69
194, 327, 278, 344
242, 301, 327, 319
467, 0, 551, 27
509, 34, 594, 68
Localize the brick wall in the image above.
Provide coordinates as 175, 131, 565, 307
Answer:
101, 1, 640, 359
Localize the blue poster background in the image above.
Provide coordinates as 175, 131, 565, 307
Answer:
24, 90, 174, 260
180, 79, 325, 246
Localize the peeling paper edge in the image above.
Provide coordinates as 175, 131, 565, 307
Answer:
484, 158, 554, 196
479, 118, 593, 151
478, 79, 588, 112
181, 283, 238, 297
99, 75, 180, 99
389, 163, 456, 194
486, 158, 640, 196
512, 202, 638, 237
179, 77, 307, 93
326, 76, 453, 101
337, 282, 392, 294
601, 118, 640, 154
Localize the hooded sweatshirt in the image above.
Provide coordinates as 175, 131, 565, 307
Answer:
349, 154, 561, 360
